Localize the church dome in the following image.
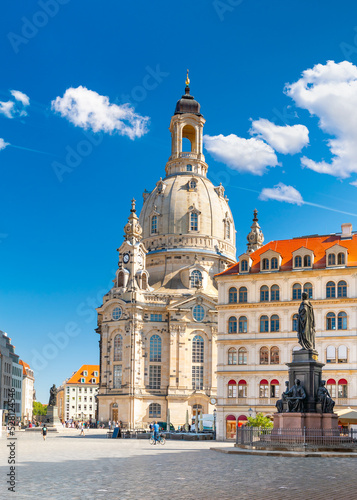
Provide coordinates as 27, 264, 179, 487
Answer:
174, 86, 202, 116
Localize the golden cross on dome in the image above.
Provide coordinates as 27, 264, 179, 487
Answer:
185, 69, 190, 87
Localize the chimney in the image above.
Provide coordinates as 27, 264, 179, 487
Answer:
341, 223, 352, 239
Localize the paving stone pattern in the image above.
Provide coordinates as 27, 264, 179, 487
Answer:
0, 430, 356, 500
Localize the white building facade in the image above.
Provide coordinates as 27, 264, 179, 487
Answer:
19, 360, 35, 423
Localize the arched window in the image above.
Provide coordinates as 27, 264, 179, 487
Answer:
270, 346, 279, 364
241, 259, 248, 272
327, 379, 336, 398
228, 287, 237, 303
228, 348, 237, 365
190, 270, 202, 288
262, 258, 269, 270
150, 335, 162, 362
338, 379, 348, 398
271, 257, 278, 270
303, 282, 313, 299
338, 252, 345, 265
338, 345, 348, 363
260, 346, 269, 364
142, 273, 148, 290
338, 280, 347, 298
113, 334, 123, 362
260, 315, 269, 333
260, 285, 269, 302
270, 379, 280, 398
294, 256, 302, 268
259, 379, 269, 398
149, 403, 161, 418
192, 335, 204, 390
118, 271, 125, 287
239, 286, 247, 303
228, 379, 237, 398
271, 315, 280, 332
292, 283, 302, 300
271, 284, 280, 301
226, 221, 231, 239
151, 215, 158, 234
238, 380, 247, 398
292, 314, 298, 332
190, 212, 198, 231
326, 312, 336, 330
328, 253, 336, 266
326, 281, 336, 298
238, 316, 247, 333
304, 255, 311, 267
226, 415, 237, 439
189, 179, 197, 189
238, 347, 247, 365
326, 345, 336, 363
338, 311, 347, 330
228, 316, 238, 333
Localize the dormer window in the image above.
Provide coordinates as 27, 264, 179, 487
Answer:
271, 257, 278, 270
328, 254, 335, 266
294, 256, 302, 268
262, 258, 269, 270
81, 378, 85, 383
241, 260, 248, 272
338, 252, 345, 265
304, 255, 311, 267
83, 371, 88, 377
326, 244, 348, 268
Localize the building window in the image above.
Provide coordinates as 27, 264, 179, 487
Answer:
149, 403, 161, 418
326, 345, 336, 363
270, 346, 279, 364
338, 379, 348, 398
186, 164, 192, 172
304, 255, 311, 267
260, 346, 269, 365
150, 314, 162, 322
327, 379, 336, 398
238, 316, 247, 333
338, 252, 345, 265
260, 316, 269, 333
151, 215, 158, 234
190, 212, 198, 231
113, 334, 123, 362
192, 335, 204, 389
189, 180, 197, 189
239, 287, 248, 303
328, 254, 336, 266
228, 316, 238, 333
262, 258, 269, 270
259, 379, 269, 398
326, 312, 336, 330
292, 314, 298, 331
149, 365, 161, 389
193, 304, 205, 322
113, 365, 122, 389
192, 365, 203, 390
271, 257, 278, 270
294, 256, 302, 268
241, 259, 248, 272
150, 335, 162, 362
238, 347, 247, 365
337, 280, 347, 298
229, 287, 237, 303
260, 286, 269, 302
337, 311, 347, 330
228, 348, 237, 365
270, 315, 280, 332
228, 380, 237, 398
338, 345, 348, 363
112, 307, 122, 320
303, 282, 313, 299
226, 221, 231, 239
270, 380, 280, 398
190, 270, 202, 288
292, 283, 302, 300
271, 285, 280, 301
326, 281, 336, 298
238, 380, 247, 398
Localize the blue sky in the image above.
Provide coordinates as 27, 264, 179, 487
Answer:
2, 0, 357, 403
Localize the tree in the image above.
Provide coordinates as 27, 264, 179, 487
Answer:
246, 412, 273, 429
33, 402, 47, 416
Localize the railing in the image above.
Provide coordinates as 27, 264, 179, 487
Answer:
179, 152, 196, 159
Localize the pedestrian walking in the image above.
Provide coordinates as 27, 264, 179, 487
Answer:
42, 424, 47, 441
80, 422, 85, 437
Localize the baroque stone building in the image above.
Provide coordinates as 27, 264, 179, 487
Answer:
96, 81, 236, 429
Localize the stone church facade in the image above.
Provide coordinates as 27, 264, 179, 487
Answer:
96, 82, 237, 429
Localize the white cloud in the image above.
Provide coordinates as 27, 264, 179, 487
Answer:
10, 90, 30, 106
0, 138, 10, 150
286, 60, 357, 178
0, 101, 15, 118
203, 134, 278, 175
51, 86, 149, 140
259, 182, 304, 205
250, 118, 309, 154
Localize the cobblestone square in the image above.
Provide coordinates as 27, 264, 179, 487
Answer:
1, 429, 357, 499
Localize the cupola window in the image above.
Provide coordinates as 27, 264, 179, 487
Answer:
151, 215, 158, 234
190, 270, 202, 288
190, 212, 198, 231
186, 164, 192, 172
189, 179, 197, 190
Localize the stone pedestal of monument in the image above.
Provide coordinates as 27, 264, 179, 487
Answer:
45, 405, 62, 431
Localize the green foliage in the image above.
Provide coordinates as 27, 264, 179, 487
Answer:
33, 402, 47, 416
246, 412, 273, 429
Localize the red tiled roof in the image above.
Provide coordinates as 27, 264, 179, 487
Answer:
216, 233, 357, 277
66, 364, 100, 385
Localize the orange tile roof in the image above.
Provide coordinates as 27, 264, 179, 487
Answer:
216, 233, 357, 276
66, 364, 100, 385
19, 359, 31, 376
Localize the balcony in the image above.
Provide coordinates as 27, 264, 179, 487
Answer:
179, 152, 196, 159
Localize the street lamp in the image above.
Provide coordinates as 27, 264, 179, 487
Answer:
248, 408, 253, 418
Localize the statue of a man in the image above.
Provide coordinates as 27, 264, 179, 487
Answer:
317, 380, 335, 413
275, 381, 289, 413
285, 379, 306, 412
48, 384, 57, 407
297, 292, 315, 350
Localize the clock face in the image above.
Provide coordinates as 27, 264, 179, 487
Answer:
123, 253, 130, 264
137, 254, 143, 265
210, 398, 217, 405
